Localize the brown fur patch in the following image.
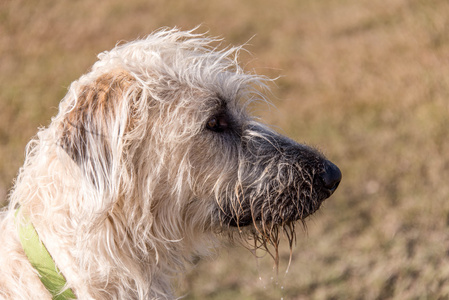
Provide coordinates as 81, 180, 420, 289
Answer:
60, 70, 135, 164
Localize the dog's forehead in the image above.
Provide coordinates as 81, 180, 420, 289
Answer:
92, 33, 271, 123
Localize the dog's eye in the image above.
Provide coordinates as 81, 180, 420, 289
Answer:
206, 115, 228, 132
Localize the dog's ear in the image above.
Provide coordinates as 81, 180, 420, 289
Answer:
60, 71, 135, 188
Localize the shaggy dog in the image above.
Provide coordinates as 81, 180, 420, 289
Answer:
0, 28, 341, 299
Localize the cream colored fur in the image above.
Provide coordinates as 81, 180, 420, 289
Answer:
0, 28, 268, 299
0, 27, 339, 299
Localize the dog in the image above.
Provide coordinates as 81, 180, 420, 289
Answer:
0, 28, 341, 299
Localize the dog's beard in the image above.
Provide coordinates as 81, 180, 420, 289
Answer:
214, 157, 332, 270
213, 180, 324, 273
215, 205, 301, 274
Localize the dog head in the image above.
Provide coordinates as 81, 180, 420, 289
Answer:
57, 28, 341, 264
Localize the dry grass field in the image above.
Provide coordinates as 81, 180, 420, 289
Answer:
2, 0, 449, 299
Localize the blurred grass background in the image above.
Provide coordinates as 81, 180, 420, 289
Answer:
2, 0, 449, 299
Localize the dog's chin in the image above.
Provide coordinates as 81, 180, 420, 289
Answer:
221, 203, 322, 228
225, 208, 319, 228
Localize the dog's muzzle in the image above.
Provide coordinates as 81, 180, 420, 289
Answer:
218, 158, 342, 228
215, 124, 343, 228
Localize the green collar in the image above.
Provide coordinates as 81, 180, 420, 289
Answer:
15, 208, 76, 300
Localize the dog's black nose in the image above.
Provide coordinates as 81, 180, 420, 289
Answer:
319, 160, 342, 194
